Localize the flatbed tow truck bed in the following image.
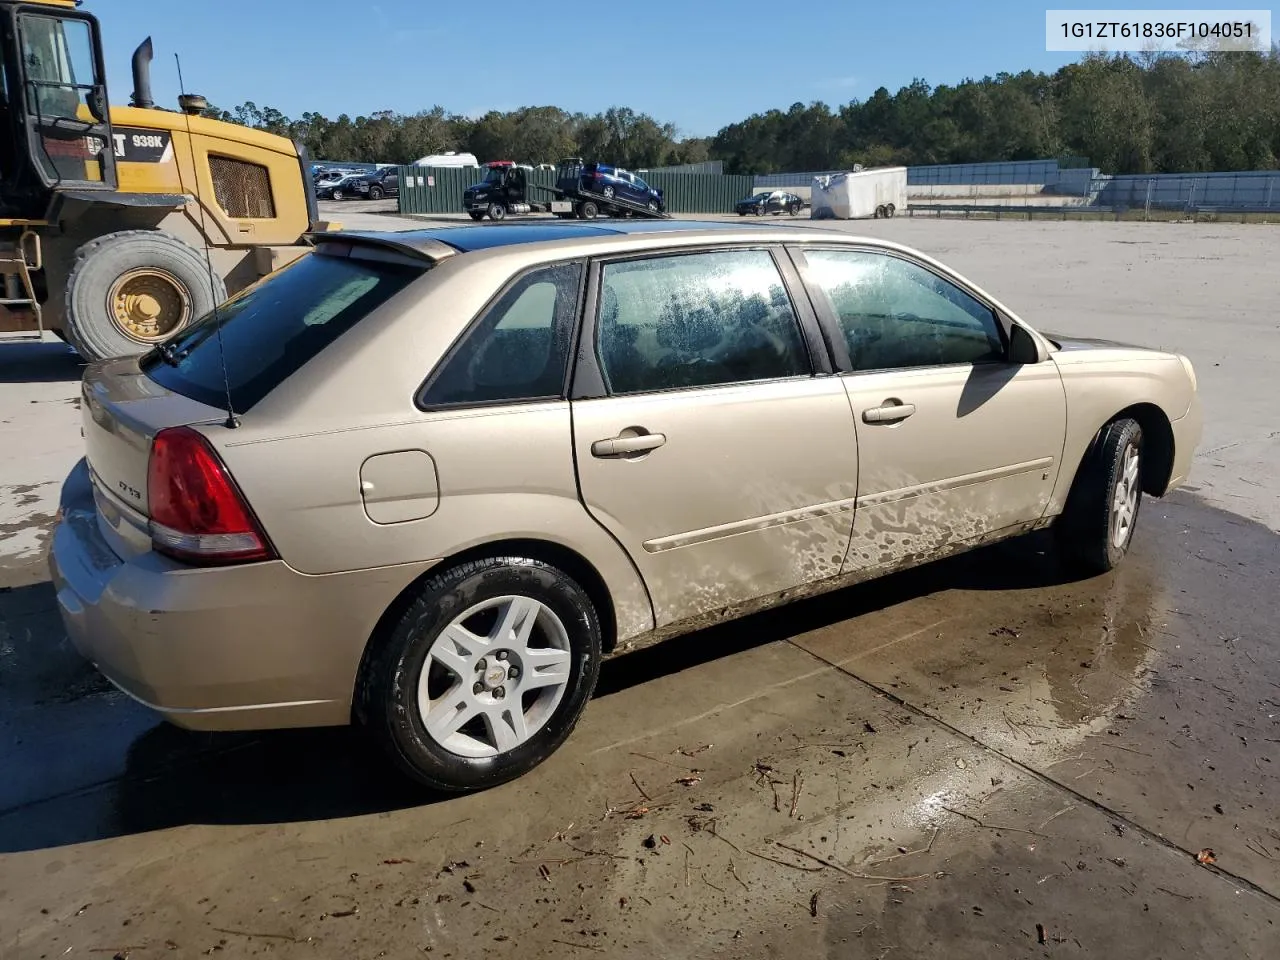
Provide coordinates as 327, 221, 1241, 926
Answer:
534, 183, 671, 220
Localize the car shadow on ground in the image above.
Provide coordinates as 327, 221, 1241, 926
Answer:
0, 339, 84, 383
0, 532, 1086, 853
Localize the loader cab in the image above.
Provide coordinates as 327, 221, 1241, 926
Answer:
0, 2, 116, 219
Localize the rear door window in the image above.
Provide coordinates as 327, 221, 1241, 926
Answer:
142, 249, 424, 412
596, 249, 811, 394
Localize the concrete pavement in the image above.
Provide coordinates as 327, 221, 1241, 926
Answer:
2, 216, 1278, 959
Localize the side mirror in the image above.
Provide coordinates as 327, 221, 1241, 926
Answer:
1007, 323, 1047, 364
88, 84, 109, 123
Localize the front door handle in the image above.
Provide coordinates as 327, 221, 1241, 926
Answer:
862, 401, 916, 424
591, 431, 667, 458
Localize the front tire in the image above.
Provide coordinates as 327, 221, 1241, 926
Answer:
488, 202, 507, 221
63, 230, 226, 362
332, 189, 345, 201
357, 557, 602, 792
1055, 418, 1144, 575
369, 185, 384, 201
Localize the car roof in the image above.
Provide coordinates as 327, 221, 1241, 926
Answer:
328, 219, 827, 257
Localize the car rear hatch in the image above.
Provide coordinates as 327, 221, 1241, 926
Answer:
81, 359, 241, 561
79, 233, 451, 563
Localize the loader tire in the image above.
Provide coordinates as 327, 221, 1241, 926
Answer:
63, 230, 226, 362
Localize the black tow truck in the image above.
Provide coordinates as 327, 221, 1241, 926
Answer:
462, 159, 671, 221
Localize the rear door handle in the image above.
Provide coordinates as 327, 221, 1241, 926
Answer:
591, 432, 667, 458
862, 401, 916, 424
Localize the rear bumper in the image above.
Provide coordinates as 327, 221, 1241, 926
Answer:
49, 459, 435, 731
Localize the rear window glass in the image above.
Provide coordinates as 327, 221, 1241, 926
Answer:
141, 250, 424, 412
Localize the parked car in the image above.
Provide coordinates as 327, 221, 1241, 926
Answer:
352, 166, 401, 201
315, 173, 367, 201
313, 167, 360, 183
578, 163, 664, 212
52, 221, 1201, 793
736, 190, 805, 216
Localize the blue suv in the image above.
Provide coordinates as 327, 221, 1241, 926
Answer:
579, 163, 665, 212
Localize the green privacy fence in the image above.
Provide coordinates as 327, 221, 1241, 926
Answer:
645, 172, 755, 213
395, 166, 756, 215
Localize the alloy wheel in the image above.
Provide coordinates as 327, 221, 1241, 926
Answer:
417, 595, 572, 758
1110, 443, 1140, 549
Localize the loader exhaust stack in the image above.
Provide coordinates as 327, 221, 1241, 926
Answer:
130, 36, 154, 109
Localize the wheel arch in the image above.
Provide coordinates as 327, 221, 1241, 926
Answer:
1113, 402, 1176, 496
352, 537, 627, 724
1062, 403, 1175, 504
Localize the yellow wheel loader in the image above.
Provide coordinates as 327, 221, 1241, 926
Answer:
0, 0, 325, 361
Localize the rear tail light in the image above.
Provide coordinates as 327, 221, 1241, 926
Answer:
147, 426, 274, 565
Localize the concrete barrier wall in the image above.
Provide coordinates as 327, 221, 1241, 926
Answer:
908, 160, 1062, 185
908, 184, 1047, 199
756, 162, 1280, 211
1096, 171, 1280, 209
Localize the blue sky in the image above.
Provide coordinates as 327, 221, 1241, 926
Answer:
96, 0, 1151, 137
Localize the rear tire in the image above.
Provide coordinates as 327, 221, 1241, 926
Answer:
578, 200, 599, 220
356, 557, 602, 792
885, 203, 896, 218
63, 230, 226, 362
1054, 418, 1144, 575
602, 185, 615, 200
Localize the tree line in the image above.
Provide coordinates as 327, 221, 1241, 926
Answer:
206, 48, 1280, 175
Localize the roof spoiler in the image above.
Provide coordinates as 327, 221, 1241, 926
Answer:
306, 230, 460, 262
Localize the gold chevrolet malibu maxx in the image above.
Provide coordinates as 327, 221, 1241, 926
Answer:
50, 221, 1202, 791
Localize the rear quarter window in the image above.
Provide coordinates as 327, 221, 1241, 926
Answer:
141, 249, 424, 412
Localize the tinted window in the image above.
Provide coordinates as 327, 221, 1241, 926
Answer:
801, 249, 1004, 371
421, 261, 582, 407
597, 250, 810, 395
142, 250, 423, 412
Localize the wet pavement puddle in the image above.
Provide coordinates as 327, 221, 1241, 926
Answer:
1, 491, 1277, 958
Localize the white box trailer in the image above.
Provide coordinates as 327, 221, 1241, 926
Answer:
811, 166, 908, 219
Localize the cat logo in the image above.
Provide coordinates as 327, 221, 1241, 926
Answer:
108, 129, 174, 163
